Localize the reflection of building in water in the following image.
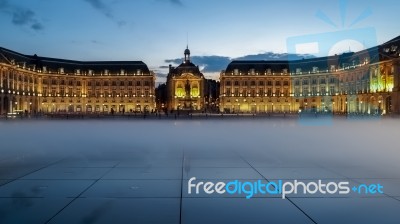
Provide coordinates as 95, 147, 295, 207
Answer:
0, 47, 155, 114
220, 36, 400, 114
166, 47, 205, 111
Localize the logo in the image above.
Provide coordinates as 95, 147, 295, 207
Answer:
285, 0, 379, 126
188, 177, 384, 199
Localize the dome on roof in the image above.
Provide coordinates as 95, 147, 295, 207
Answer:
184, 48, 190, 55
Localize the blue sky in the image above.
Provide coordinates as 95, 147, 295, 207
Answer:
0, 0, 399, 81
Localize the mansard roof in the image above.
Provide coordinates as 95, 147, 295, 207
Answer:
224, 35, 400, 74
0, 47, 151, 75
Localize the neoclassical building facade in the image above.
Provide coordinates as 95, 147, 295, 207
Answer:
166, 47, 205, 111
0, 47, 156, 115
220, 37, 400, 114
1, 36, 400, 116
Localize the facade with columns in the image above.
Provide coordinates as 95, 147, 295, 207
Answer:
220, 37, 400, 114
0, 47, 156, 115
1, 35, 400, 116
166, 47, 205, 111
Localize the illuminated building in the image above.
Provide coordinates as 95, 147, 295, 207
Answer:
166, 47, 205, 111
0, 48, 155, 115
220, 36, 400, 114
1, 36, 400, 116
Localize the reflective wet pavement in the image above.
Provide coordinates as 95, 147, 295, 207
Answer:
0, 119, 400, 224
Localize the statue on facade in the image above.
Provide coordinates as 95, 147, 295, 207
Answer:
185, 80, 191, 97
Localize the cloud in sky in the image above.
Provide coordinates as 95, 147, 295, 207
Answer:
84, 0, 112, 18
165, 56, 231, 73
234, 52, 315, 61
83, 0, 126, 26
164, 52, 315, 73
169, 0, 183, 5
0, 0, 44, 31
156, 73, 168, 78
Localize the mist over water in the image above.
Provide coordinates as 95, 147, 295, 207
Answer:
0, 118, 399, 176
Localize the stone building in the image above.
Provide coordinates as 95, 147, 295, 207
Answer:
220, 36, 400, 114
166, 47, 205, 111
0, 47, 155, 115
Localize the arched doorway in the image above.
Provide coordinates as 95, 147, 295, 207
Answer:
144, 105, 150, 113
356, 98, 360, 113
2, 96, 9, 114
370, 96, 377, 114
386, 96, 392, 114
68, 104, 74, 113
377, 96, 383, 115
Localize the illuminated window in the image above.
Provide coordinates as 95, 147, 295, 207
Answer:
191, 84, 199, 97
176, 83, 184, 97
234, 88, 239, 96
303, 87, 309, 95
329, 86, 335, 95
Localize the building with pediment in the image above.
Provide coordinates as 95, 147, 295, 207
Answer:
166, 47, 205, 111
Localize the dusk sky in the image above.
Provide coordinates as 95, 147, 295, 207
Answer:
0, 0, 399, 82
